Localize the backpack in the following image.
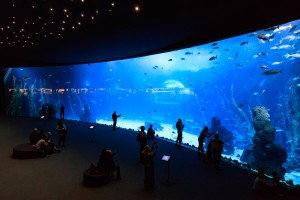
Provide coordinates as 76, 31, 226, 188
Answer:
211, 139, 223, 154
137, 133, 141, 141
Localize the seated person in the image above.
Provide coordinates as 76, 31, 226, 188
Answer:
97, 148, 121, 180
32, 134, 49, 156
29, 128, 43, 144
253, 167, 277, 196
45, 132, 61, 154
147, 124, 155, 140
32, 132, 60, 155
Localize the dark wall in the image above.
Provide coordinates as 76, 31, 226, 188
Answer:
0, 69, 5, 116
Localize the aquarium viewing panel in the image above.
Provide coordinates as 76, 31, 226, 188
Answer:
3, 19, 300, 185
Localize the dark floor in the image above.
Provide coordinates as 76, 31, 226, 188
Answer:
0, 116, 298, 200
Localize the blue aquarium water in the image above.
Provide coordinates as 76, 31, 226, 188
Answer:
3, 19, 300, 185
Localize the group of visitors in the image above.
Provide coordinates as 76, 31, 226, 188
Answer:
30, 129, 61, 156
30, 118, 68, 156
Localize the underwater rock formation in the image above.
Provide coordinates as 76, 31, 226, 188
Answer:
244, 106, 287, 179
210, 117, 234, 155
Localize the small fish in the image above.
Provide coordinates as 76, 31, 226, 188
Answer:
211, 42, 218, 46
294, 30, 300, 34
263, 25, 279, 31
181, 58, 185, 60
223, 48, 229, 51
168, 59, 173, 61
272, 61, 282, 65
238, 104, 243, 108
289, 24, 297, 32
236, 63, 242, 67
257, 52, 267, 56
209, 55, 217, 61
153, 66, 158, 69
259, 65, 268, 70
285, 53, 300, 58
292, 76, 300, 81
23, 75, 30, 79
257, 33, 269, 41
240, 41, 248, 45
212, 46, 219, 49
185, 52, 193, 55
262, 69, 282, 75
290, 84, 300, 89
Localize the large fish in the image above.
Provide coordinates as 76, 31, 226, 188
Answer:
262, 69, 282, 75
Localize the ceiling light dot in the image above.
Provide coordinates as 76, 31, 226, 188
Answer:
66, 14, 69, 18
72, 26, 75, 29
81, 13, 84, 17
96, 10, 99, 14
134, 6, 140, 12
91, 16, 94, 20
78, 22, 81, 25
12, 21, 16, 24
64, 9, 67, 13
50, 8, 53, 11
61, 27, 65, 31
111, 2, 115, 6
32, 5, 35, 9
81, 0, 85, 3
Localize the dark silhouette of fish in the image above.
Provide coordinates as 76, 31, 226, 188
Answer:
262, 69, 282, 75
168, 59, 172, 61
181, 58, 185, 60
212, 46, 219, 49
259, 65, 268, 70
263, 25, 279, 31
240, 41, 248, 45
257, 33, 269, 41
185, 52, 193, 55
289, 24, 297, 32
209, 55, 217, 61
211, 42, 218, 46
257, 52, 267, 56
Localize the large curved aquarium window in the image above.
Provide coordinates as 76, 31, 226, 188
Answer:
3, 19, 300, 185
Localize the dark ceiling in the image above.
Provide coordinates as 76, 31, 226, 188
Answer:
0, 0, 299, 67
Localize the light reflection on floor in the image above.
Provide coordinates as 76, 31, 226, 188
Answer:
96, 118, 300, 185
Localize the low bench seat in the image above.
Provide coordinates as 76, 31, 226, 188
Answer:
13, 143, 44, 159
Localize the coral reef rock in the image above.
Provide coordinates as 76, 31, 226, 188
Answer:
242, 106, 287, 179
210, 116, 234, 155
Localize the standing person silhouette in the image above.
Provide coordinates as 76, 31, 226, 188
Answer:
112, 111, 121, 130
137, 126, 148, 162
141, 142, 158, 190
60, 104, 65, 119
175, 118, 184, 148
211, 134, 224, 169
56, 119, 67, 147
198, 126, 214, 156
